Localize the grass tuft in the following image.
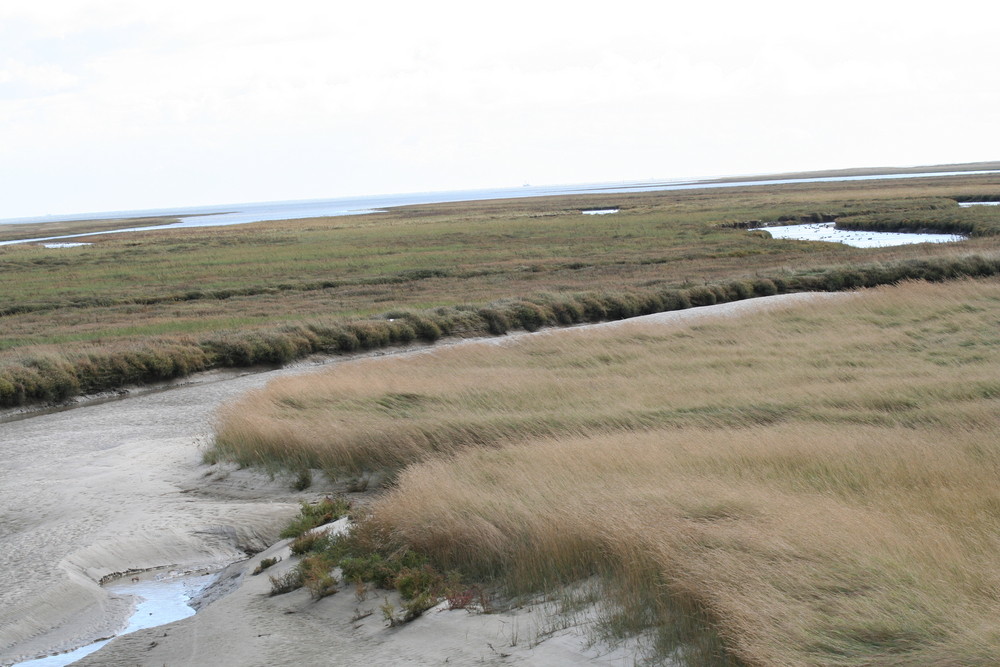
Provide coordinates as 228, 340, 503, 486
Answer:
278, 496, 351, 539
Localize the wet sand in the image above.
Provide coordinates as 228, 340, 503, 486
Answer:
0, 363, 322, 665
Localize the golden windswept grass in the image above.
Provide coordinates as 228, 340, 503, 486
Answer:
212, 278, 1000, 664
374, 423, 1000, 665
214, 279, 1000, 473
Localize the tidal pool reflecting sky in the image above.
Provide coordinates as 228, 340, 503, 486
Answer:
2, 0, 998, 219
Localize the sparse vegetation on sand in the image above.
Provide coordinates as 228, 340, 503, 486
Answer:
278, 496, 351, 539
273, 499, 472, 623
212, 279, 1000, 665
3, 173, 1000, 408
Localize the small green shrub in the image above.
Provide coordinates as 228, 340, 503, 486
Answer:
269, 568, 304, 595
686, 286, 717, 307
727, 280, 754, 300
290, 530, 332, 556
403, 314, 443, 342
380, 593, 438, 627
752, 278, 779, 296
252, 556, 281, 575
293, 469, 312, 491
386, 320, 417, 344
637, 292, 664, 315
708, 284, 730, 303
300, 554, 338, 599
577, 295, 608, 321
601, 293, 643, 320
478, 308, 510, 335
325, 525, 462, 625
395, 564, 444, 601
547, 298, 585, 325
401, 591, 438, 621
508, 301, 551, 331
280, 496, 351, 539
381, 598, 401, 626
340, 554, 400, 589
0, 376, 17, 404
659, 290, 691, 311
350, 321, 393, 349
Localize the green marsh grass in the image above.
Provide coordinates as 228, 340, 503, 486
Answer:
212, 278, 1000, 665
836, 203, 1000, 237
4, 174, 1000, 407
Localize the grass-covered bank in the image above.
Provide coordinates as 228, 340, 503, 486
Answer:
209, 279, 1000, 665
5, 252, 1000, 408
3, 172, 1000, 408
835, 201, 1000, 237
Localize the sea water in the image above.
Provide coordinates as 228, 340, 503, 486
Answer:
2, 170, 997, 247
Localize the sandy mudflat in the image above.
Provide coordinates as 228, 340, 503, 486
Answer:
73, 526, 640, 667
0, 292, 848, 666
0, 370, 319, 665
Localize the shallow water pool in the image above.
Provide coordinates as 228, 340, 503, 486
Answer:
756, 222, 966, 248
14, 570, 216, 667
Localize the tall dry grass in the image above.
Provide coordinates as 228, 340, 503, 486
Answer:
212, 278, 1000, 664
213, 279, 1000, 474
373, 423, 1000, 665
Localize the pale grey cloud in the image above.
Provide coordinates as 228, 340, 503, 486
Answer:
1, 0, 998, 218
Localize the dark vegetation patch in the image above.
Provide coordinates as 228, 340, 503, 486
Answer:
835, 205, 1000, 237
272, 500, 476, 621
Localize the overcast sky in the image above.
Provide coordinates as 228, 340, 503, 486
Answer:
2, 1, 998, 219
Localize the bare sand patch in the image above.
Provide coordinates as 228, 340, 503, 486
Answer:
74, 531, 639, 667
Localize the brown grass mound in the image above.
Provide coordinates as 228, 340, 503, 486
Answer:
373, 422, 1000, 665
212, 278, 1000, 664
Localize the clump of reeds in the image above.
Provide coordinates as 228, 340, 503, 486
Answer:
836, 204, 1000, 237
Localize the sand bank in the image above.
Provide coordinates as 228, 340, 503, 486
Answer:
0, 367, 337, 664
74, 523, 640, 667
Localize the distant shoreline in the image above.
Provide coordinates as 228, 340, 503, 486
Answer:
2, 161, 998, 246
702, 160, 1000, 185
